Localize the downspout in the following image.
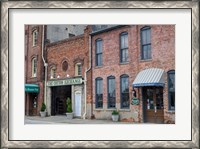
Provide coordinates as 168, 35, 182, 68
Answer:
41, 25, 48, 112
83, 34, 92, 119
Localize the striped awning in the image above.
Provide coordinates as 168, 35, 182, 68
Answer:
133, 68, 165, 87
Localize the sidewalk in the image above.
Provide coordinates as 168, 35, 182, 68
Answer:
25, 115, 134, 124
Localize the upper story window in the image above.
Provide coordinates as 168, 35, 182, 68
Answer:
120, 74, 129, 109
95, 39, 103, 66
120, 32, 128, 63
32, 30, 38, 46
168, 70, 175, 111
75, 63, 82, 76
62, 61, 68, 72
32, 57, 37, 77
141, 26, 151, 60
107, 76, 116, 108
96, 77, 103, 108
50, 66, 56, 79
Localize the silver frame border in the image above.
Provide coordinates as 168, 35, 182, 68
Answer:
1, 1, 199, 148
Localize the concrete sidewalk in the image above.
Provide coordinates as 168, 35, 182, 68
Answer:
25, 115, 134, 124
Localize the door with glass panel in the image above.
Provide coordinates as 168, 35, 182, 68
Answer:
143, 87, 164, 123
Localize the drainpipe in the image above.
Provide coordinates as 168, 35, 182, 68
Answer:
41, 25, 48, 112
83, 34, 92, 119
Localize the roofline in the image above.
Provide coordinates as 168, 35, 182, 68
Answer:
46, 34, 84, 47
90, 25, 128, 36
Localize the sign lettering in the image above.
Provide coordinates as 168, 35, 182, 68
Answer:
47, 78, 83, 87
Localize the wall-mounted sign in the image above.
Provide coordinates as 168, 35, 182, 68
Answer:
47, 77, 83, 87
25, 84, 39, 93
132, 97, 139, 105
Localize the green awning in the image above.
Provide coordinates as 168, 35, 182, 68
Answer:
25, 84, 39, 93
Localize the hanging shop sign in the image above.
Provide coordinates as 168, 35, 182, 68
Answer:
131, 97, 139, 105
47, 77, 83, 87
25, 84, 39, 93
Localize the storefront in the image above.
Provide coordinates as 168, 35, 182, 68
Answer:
25, 84, 39, 116
46, 77, 85, 117
133, 68, 165, 123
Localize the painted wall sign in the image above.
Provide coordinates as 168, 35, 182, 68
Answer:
132, 97, 139, 105
47, 77, 83, 87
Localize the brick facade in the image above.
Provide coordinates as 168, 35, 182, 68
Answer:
46, 26, 91, 117
25, 25, 46, 116
25, 25, 175, 123
91, 25, 175, 123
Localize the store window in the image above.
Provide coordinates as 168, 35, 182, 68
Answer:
120, 74, 129, 108
107, 76, 116, 108
32, 57, 37, 77
120, 32, 128, 63
75, 63, 82, 76
50, 66, 56, 79
96, 39, 103, 66
168, 70, 175, 110
32, 30, 38, 46
95, 77, 103, 108
141, 26, 151, 60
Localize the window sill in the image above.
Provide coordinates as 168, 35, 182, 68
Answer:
32, 45, 38, 48
94, 108, 104, 111
106, 108, 117, 111
140, 59, 152, 62
120, 62, 129, 65
167, 110, 175, 114
31, 76, 37, 78
119, 109, 131, 112
95, 66, 103, 69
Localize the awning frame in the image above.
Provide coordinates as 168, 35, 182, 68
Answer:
132, 68, 165, 88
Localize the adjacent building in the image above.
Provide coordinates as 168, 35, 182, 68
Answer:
90, 25, 175, 123
25, 25, 175, 124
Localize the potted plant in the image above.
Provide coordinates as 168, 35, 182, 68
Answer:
40, 102, 46, 117
66, 97, 73, 119
112, 110, 119, 122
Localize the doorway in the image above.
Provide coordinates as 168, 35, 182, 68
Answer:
27, 93, 37, 116
143, 87, 164, 123
51, 86, 71, 115
74, 91, 81, 117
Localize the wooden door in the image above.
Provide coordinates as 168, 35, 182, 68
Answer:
143, 87, 164, 123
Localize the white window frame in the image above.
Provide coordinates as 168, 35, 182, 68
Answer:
50, 67, 56, 79
32, 58, 37, 77
75, 63, 82, 76
33, 30, 38, 46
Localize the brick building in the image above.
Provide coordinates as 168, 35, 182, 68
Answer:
25, 25, 87, 116
25, 25, 46, 116
90, 25, 175, 123
25, 25, 175, 124
45, 26, 91, 117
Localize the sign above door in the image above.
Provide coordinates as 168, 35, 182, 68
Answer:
47, 77, 83, 87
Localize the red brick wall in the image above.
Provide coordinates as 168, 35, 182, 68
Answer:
46, 35, 88, 79
91, 25, 175, 123
25, 25, 46, 115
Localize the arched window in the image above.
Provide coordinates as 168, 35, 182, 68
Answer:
120, 32, 128, 63
95, 39, 103, 66
95, 77, 103, 108
32, 30, 38, 46
141, 26, 151, 60
120, 74, 129, 108
50, 66, 56, 79
32, 57, 37, 77
107, 76, 116, 108
75, 63, 82, 76
168, 70, 175, 110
